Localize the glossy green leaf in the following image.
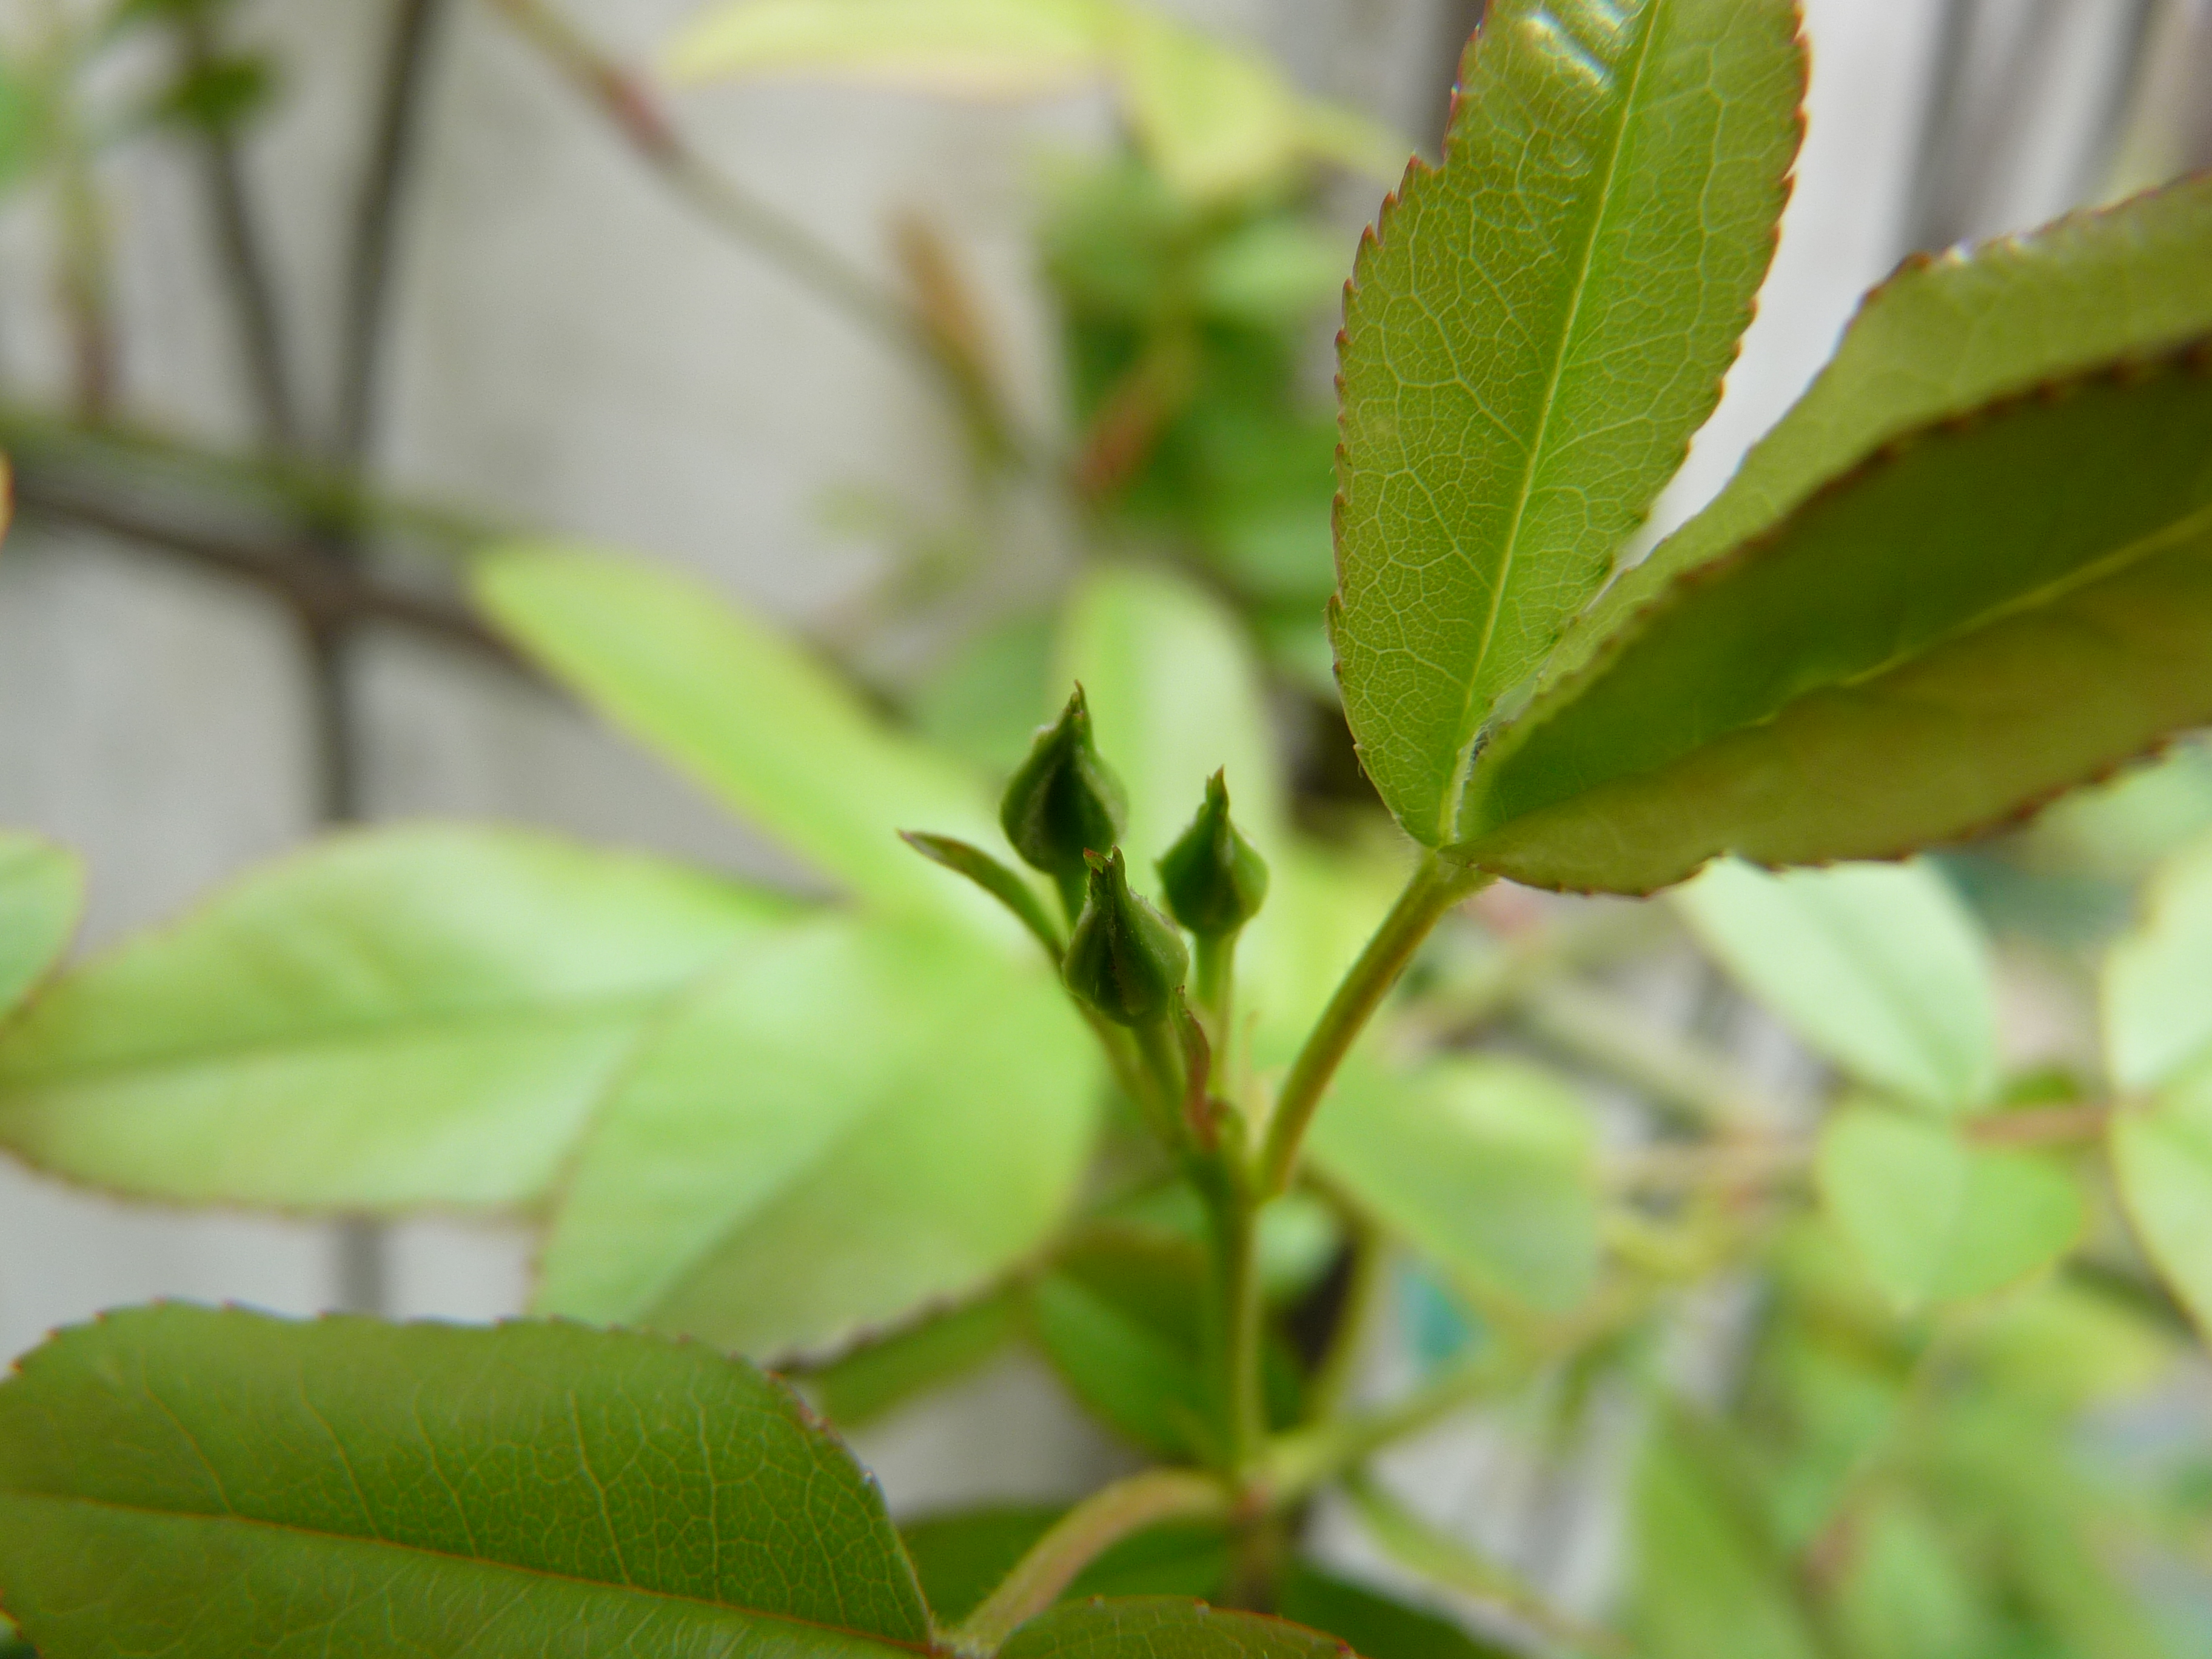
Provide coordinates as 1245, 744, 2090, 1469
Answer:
1675, 857, 1997, 1113
1309, 1057, 1600, 1317
0, 831, 81, 1020
534, 914, 1098, 1356
475, 544, 1004, 931
1453, 347, 2212, 892
999, 1598, 1350, 1659
1817, 1104, 2084, 1312
1333, 0, 1805, 849
2102, 831, 2212, 1091
0, 1306, 934, 1658
806, 1290, 1021, 1429
2111, 1071, 2212, 1339
1594, 172, 2212, 650
0, 826, 780, 1210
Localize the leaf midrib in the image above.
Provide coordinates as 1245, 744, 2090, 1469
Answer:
0, 987, 691, 1093
1, 1487, 934, 1655
1436, 1, 1668, 844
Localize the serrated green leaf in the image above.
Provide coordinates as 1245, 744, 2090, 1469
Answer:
1308, 1057, 1599, 1318
2111, 1071, 2212, 1341
0, 1306, 934, 1659
0, 827, 780, 1211
1453, 347, 2212, 892
1332, 0, 1805, 850
0, 831, 81, 1020
1675, 858, 1997, 1113
999, 1598, 1350, 1659
1817, 1104, 2084, 1312
475, 544, 1005, 932
1589, 172, 2212, 656
534, 914, 1097, 1356
2102, 831, 2212, 1091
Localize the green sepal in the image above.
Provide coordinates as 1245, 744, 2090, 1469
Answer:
1156, 771, 1269, 937
899, 831, 1065, 959
1002, 685, 1129, 918
1064, 850, 1188, 1028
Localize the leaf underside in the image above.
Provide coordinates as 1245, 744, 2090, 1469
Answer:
0, 1308, 933, 1659
1332, 0, 1805, 849
1455, 346, 2212, 892
0, 827, 782, 1210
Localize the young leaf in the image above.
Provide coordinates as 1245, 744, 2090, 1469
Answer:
2100, 831, 2212, 1091
1675, 858, 1996, 1114
1024, 1227, 1214, 1459
0, 1306, 934, 1658
1453, 346, 2212, 891
0, 826, 781, 1210
1333, 0, 1805, 849
2110, 1072, 2212, 1340
901, 832, 1065, 957
1817, 1104, 2084, 1312
998, 1598, 1352, 1659
475, 545, 1005, 931
1308, 1057, 1600, 1318
0, 831, 81, 1021
1276, 1566, 1520, 1659
534, 914, 1098, 1356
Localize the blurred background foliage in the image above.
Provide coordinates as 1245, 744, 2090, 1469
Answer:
2, 2, 2212, 1658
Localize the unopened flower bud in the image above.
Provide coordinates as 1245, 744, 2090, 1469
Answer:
1001, 686, 1127, 915
1156, 771, 1270, 937
1064, 849, 1188, 1027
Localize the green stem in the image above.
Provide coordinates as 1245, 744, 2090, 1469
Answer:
1194, 929, 1236, 1035
1194, 1161, 1264, 1477
1133, 1016, 1187, 1137
1263, 1349, 1518, 1502
1258, 854, 1489, 1196
942, 1469, 1232, 1655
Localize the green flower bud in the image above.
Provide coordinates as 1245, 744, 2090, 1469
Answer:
1157, 771, 1270, 936
1001, 686, 1127, 914
1064, 849, 1188, 1027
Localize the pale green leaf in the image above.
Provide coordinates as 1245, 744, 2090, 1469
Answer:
0, 831, 81, 1020
0, 1306, 933, 1659
1058, 563, 1287, 870
1817, 1104, 2084, 1312
0, 826, 780, 1211
1453, 346, 2212, 892
1309, 1057, 1600, 1316
534, 914, 1098, 1356
1674, 857, 1996, 1113
1631, 1415, 1822, 1659
667, 0, 1102, 94
1332, 0, 1805, 848
2102, 831, 2212, 1091
475, 544, 1004, 931
665, 0, 1404, 196
2111, 1070, 2212, 1339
